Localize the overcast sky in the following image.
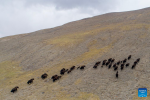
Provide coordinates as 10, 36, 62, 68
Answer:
0, 0, 150, 38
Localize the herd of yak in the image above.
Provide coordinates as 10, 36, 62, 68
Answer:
11, 55, 140, 93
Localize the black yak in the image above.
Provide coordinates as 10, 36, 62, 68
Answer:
80, 65, 86, 70
116, 71, 118, 78
106, 61, 110, 66
121, 64, 124, 70
114, 66, 118, 71
134, 61, 138, 65
113, 63, 117, 68
134, 59, 139, 65
60, 68, 66, 75
93, 65, 98, 69
108, 64, 112, 69
54, 76, 61, 82
70, 66, 75, 71
117, 61, 120, 65
108, 58, 112, 62
11, 86, 19, 93
41, 73, 48, 79
137, 58, 140, 62
131, 64, 136, 69
51, 75, 58, 79
128, 55, 131, 60
121, 64, 124, 67
123, 59, 127, 63
102, 60, 107, 65
95, 61, 101, 66
126, 63, 129, 67
111, 59, 115, 63
27, 78, 34, 84
52, 75, 61, 82
67, 66, 76, 74
121, 66, 124, 70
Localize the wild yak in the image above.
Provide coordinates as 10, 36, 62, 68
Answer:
67, 66, 76, 73
113, 63, 117, 68
128, 55, 131, 60
117, 61, 120, 65
27, 78, 34, 84
41, 73, 48, 79
93, 65, 98, 69
108, 64, 112, 69
106, 61, 110, 66
70, 66, 75, 71
121, 66, 124, 70
131, 64, 136, 69
116, 71, 118, 78
114, 66, 118, 71
80, 65, 86, 70
134, 61, 137, 65
108, 58, 112, 62
95, 61, 101, 66
51, 75, 61, 82
11, 86, 19, 93
102, 60, 107, 65
121, 64, 124, 67
111, 59, 115, 63
51, 75, 58, 79
123, 59, 127, 63
60, 68, 66, 75
137, 58, 140, 62
53, 76, 61, 82
126, 63, 129, 67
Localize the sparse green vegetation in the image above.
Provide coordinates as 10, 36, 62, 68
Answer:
1, 8, 150, 100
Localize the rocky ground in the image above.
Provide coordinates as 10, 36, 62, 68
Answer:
0, 7, 150, 100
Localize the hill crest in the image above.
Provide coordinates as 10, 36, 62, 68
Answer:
0, 7, 150, 100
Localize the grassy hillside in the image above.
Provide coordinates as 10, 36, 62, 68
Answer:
0, 7, 150, 100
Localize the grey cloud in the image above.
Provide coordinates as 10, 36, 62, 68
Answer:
0, 0, 96, 38
0, 0, 150, 38
23, 0, 119, 16
23, 0, 117, 12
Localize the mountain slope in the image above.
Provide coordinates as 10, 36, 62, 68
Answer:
0, 7, 150, 100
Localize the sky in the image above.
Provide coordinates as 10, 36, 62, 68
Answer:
0, 0, 150, 38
